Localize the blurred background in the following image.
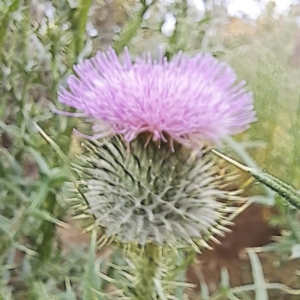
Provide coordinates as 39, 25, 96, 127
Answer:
1, 0, 300, 299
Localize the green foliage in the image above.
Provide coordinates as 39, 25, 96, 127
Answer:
0, 0, 94, 298
222, 9, 300, 187
220, 6, 300, 290
82, 230, 102, 300
1, 0, 300, 299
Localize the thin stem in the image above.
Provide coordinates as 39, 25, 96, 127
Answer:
37, 191, 56, 261
133, 244, 160, 300
223, 136, 275, 199
122, 245, 192, 300
33, 122, 71, 168
113, 0, 157, 54
69, 0, 92, 59
211, 149, 251, 172
211, 149, 300, 210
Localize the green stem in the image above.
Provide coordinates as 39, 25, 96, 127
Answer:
37, 191, 56, 261
69, 0, 92, 58
223, 136, 275, 199
34, 0, 93, 261
113, 0, 157, 54
133, 244, 160, 300
211, 149, 300, 210
120, 244, 194, 300
250, 169, 300, 210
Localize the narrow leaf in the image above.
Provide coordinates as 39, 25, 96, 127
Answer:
83, 229, 101, 300
248, 249, 268, 300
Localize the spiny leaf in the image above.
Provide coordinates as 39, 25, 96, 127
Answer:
212, 149, 300, 210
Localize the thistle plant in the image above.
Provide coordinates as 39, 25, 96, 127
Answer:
57, 47, 256, 299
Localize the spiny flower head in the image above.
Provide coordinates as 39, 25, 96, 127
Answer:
58, 48, 256, 149
70, 136, 237, 248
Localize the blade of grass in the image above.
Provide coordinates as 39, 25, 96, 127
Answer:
247, 249, 268, 300
83, 229, 101, 300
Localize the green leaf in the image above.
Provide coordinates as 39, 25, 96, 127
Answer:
69, 0, 92, 57
49, 167, 71, 187
212, 148, 300, 210
0, 215, 12, 235
199, 279, 210, 300
223, 136, 276, 204
30, 209, 67, 227
28, 181, 50, 211
113, 1, 155, 54
27, 147, 51, 176
248, 249, 268, 300
0, 121, 28, 142
31, 281, 52, 299
83, 229, 101, 300
250, 168, 300, 210
220, 268, 230, 291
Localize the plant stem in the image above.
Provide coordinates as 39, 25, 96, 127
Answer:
37, 191, 56, 261
211, 149, 300, 210
113, 0, 157, 54
69, 0, 92, 58
121, 244, 194, 300
133, 244, 160, 300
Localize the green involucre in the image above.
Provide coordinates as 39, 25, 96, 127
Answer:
70, 136, 238, 247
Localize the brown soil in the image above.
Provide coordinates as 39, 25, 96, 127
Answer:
187, 204, 300, 300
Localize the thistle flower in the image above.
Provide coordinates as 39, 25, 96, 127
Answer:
61, 48, 255, 248
58, 48, 256, 149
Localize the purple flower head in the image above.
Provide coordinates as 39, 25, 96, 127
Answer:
58, 47, 256, 149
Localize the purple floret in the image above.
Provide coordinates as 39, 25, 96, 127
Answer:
58, 47, 256, 149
